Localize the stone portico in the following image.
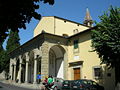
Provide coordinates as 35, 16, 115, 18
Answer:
9, 33, 68, 84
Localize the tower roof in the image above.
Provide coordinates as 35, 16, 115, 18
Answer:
84, 8, 92, 21
83, 8, 93, 27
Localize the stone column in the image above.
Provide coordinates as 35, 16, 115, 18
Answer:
25, 61, 29, 83
18, 55, 22, 83
11, 65, 14, 80
25, 53, 29, 83
41, 42, 49, 80
33, 54, 37, 84
9, 58, 13, 80
13, 64, 16, 81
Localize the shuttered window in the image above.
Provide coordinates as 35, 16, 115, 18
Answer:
74, 40, 78, 49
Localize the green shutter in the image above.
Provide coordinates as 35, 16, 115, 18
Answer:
74, 40, 78, 49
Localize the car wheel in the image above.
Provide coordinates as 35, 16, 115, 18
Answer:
54, 87, 57, 90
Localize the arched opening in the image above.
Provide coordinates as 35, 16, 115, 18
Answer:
49, 45, 65, 79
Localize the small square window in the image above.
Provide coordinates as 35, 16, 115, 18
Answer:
93, 66, 102, 79
73, 29, 79, 34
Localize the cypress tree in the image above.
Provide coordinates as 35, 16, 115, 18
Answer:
6, 30, 20, 54
0, 43, 6, 73
5, 30, 20, 73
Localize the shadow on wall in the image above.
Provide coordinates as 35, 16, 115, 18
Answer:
56, 58, 63, 77
96, 65, 115, 90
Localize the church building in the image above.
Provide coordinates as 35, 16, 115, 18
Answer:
9, 9, 115, 90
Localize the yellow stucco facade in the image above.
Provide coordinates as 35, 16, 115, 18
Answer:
34, 16, 89, 37
9, 16, 115, 90
34, 16, 115, 90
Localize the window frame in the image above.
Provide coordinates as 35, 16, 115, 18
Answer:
74, 40, 79, 49
93, 66, 102, 79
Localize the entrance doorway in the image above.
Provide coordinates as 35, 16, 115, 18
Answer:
74, 68, 80, 80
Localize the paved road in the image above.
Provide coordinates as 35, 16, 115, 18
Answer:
0, 82, 39, 90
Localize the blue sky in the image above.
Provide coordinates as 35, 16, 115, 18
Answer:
3, 0, 120, 48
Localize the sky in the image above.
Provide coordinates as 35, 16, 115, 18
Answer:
3, 0, 120, 48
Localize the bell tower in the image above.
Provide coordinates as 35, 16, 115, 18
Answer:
83, 8, 93, 27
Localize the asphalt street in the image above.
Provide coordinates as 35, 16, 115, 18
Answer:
0, 82, 39, 90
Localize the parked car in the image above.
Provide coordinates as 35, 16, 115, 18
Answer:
52, 77, 64, 90
71, 79, 89, 90
62, 80, 73, 90
71, 79, 104, 90
87, 80, 104, 90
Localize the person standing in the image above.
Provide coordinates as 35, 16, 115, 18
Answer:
37, 72, 41, 83
47, 75, 54, 88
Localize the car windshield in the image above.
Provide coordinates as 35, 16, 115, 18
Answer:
92, 81, 98, 85
87, 80, 98, 85
82, 80, 88, 84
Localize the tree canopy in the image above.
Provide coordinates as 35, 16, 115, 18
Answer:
91, 6, 120, 68
6, 30, 20, 54
2, 30, 21, 73
0, 0, 54, 43
91, 6, 120, 83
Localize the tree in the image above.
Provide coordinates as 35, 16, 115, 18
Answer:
91, 6, 120, 84
6, 30, 20, 54
5, 30, 21, 73
0, 0, 54, 43
0, 43, 6, 73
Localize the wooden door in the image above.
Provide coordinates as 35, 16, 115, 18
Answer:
74, 68, 80, 80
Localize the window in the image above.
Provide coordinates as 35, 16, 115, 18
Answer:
93, 66, 102, 79
73, 29, 79, 34
74, 40, 78, 49
62, 34, 68, 38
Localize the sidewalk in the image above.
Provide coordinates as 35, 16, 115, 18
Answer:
0, 79, 45, 90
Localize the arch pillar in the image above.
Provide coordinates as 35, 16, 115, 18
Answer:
33, 48, 41, 84
41, 42, 49, 80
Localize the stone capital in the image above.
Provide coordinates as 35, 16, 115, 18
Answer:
13, 64, 16, 66
19, 55, 22, 64
26, 61, 29, 63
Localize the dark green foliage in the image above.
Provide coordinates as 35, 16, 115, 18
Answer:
4, 30, 21, 73
0, 43, 6, 73
91, 6, 120, 83
0, 0, 54, 43
92, 6, 120, 68
6, 30, 20, 54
